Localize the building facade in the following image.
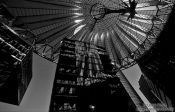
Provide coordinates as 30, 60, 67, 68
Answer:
49, 38, 144, 112
139, 74, 173, 112
0, 6, 33, 105
137, 6, 175, 110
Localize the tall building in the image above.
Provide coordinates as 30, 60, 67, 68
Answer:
139, 74, 173, 112
49, 38, 113, 112
117, 71, 150, 112
49, 38, 145, 112
1, 0, 175, 111
0, 8, 33, 105
137, 6, 175, 110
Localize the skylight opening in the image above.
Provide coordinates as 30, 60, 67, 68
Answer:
74, 5, 82, 9
136, 3, 150, 8
101, 33, 105, 42
74, 13, 83, 16
94, 33, 99, 44
74, 24, 86, 35
136, 6, 157, 11
73, 8, 81, 11
107, 32, 109, 38
74, 19, 84, 24
74, 1, 82, 4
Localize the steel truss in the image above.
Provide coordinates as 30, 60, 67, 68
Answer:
1, 0, 174, 70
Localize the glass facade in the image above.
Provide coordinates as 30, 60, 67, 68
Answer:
137, 6, 175, 109
0, 20, 33, 105
49, 38, 141, 112
1, 0, 175, 111
139, 74, 173, 112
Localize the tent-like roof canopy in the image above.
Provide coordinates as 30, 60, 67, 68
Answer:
2, 0, 174, 69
